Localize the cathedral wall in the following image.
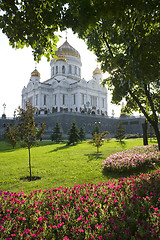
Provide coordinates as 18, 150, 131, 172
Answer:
34, 113, 146, 140
1, 114, 158, 141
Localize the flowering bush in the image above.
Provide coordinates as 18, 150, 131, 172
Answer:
0, 170, 160, 239
102, 145, 160, 172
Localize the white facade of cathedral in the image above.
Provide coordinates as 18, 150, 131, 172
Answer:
22, 40, 108, 116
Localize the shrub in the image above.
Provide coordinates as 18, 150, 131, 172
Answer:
0, 170, 160, 239
102, 145, 160, 172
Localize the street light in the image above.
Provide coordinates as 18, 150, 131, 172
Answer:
3, 103, 6, 115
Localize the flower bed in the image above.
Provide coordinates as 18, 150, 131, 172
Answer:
102, 145, 160, 172
0, 170, 160, 239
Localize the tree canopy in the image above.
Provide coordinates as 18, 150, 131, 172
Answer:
0, 0, 66, 61
65, 0, 160, 149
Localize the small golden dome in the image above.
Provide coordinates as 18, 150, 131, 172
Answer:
56, 40, 80, 59
31, 68, 40, 77
93, 67, 102, 75
55, 55, 67, 62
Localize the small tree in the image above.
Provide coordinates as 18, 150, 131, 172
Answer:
67, 121, 80, 145
51, 122, 62, 143
115, 121, 125, 142
79, 127, 86, 142
4, 125, 18, 148
17, 102, 45, 181
92, 123, 100, 136
89, 131, 109, 153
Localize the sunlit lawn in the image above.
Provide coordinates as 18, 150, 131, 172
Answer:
0, 138, 158, 194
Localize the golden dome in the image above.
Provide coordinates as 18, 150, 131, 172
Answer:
56, 40, 80, 59
31, 68, 40, 77
55, 55, 67, 62
93, 67, 102, 75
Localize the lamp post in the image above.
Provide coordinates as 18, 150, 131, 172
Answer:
2, 103, 6, 118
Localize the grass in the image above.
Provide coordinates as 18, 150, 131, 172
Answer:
0, 138, 158, 194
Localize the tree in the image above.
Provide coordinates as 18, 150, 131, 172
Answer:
92, 123, 100, 136
148, 123, 155, 143
67, 121, 79, 145
65, 1, 160, 150
79, 126, 86, 142
1, 1, 160, 149
88, 131, 109, 153
115, 121, 125, 142
0, 0, 65, 62
4, 124, 18, 148
51, 122, 62, 143
142, 120, 148, 146
17, 102, 45, 181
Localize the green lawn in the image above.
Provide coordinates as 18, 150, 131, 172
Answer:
0, 138, 157, 194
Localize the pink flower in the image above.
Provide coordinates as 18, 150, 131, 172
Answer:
14, 209, 18, 213
78, 229, 84, 232
154, 207, 158, 211
25, 229, 30, 234
63, 237, 70, 240
114, 225, 118, 230
99, 237, 103, 240
84, 208, 88, 212
77, 215, 83, 221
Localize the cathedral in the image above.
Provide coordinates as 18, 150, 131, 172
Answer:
22, 40, 108, 116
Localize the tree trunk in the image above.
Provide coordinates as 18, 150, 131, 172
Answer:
152, 123, 160, 151
142, 120, 148, 146
28, 147, 32, 181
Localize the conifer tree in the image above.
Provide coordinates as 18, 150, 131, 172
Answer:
51, 122, 62, 143
67, 121, 80, 145
92, 123, 100, 136
79, 126, 86, 142
115, 121, 125, 142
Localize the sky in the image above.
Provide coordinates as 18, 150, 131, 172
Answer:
0, 28, 121, 118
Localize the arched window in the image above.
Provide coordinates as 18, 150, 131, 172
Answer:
52, 67, 54, 76
62, 65, 65, 74
75, 66, 77, 75
56, 66, 58, 74
69, 65, 72, 74
44, 95, 47, 105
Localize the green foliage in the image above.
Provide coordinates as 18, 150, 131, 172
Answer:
4, 124, 18, 148
79, 126, 86, 142
67, 120, 80, 145
115, 121, 125, 142
88, 131, 109, 153
92, 123, 100, 136
17, 102, 45, 180
51, 122, 62, 143
65, 0, 160, 149
0, 0, 62, 62
1, 0, 160, 147
1, 170, 160, 239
